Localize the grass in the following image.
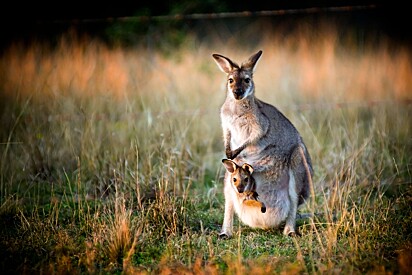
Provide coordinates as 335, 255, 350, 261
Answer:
0, 21, 411, 274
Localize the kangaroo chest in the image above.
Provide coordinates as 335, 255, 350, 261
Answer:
221, 102, 267, 149
230, 114, 260, 147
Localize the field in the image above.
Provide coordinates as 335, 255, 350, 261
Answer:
1, 20, 411, 274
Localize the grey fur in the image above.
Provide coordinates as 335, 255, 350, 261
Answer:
213, 50, 313, 237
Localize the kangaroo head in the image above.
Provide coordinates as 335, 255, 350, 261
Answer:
212, 50, 262, 100
222, 159, 254, 193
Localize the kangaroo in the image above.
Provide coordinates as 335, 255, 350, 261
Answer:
213, 50, 313, 237
222, 159, 266, 214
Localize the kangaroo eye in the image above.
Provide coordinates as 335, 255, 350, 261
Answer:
244, 78, 250, 84
244, 177, 249, 183
228, 78, 234, 84
233, 178, 237, 182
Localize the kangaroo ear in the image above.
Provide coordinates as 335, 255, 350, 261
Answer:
212, 54, 237, 74
222, 159, 237, 173
242, 163, 254, 175
241, 50, 262, 72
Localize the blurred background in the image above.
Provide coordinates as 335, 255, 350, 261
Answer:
1, 0, 411, 180
0, 2, 411, 273
1, 0, 411, 101
1, 1, 411, 170
1, 0, 410, 46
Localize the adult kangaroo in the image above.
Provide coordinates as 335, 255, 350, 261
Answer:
212, 50, 313, 237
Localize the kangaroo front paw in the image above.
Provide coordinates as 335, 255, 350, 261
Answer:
225, 149, 233, 159
231, 148, 242, 159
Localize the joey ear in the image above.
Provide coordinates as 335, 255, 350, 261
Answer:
242, 163, 254, 175
212, 54, 236, 74
241, 50, 263, 72
222, 159, 237, 173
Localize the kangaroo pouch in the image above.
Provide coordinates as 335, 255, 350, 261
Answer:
241, 170, 291, 229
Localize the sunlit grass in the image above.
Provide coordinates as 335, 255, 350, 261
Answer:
0, 22, 411, 274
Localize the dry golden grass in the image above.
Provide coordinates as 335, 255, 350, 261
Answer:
0, 21, 411, 274
2, 24, 411, 103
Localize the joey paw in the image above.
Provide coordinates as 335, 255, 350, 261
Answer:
261, 205, 266, 213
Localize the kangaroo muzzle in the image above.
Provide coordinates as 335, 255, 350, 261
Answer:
236, 185, 245, 193
233, 88, 244, 100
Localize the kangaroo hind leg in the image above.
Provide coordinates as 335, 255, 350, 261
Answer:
283, 169, 298, 236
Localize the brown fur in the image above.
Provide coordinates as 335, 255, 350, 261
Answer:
222, 159, 266, 214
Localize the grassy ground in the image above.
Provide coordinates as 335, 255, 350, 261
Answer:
1, 24, 411, 274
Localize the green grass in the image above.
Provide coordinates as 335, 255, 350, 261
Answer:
1, 24, 411, 274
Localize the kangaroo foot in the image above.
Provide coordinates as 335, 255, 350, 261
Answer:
283, 225, 296, 237
283, 226, 301, 237
218, 231, 232, 239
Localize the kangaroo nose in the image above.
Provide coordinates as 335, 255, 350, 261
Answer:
234, 88, 243, 95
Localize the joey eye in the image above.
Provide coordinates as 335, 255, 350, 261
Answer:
244, 78, 250, 84
244, 177, 249, 183
228, 78, 234, 84
233, 178, 237, 182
